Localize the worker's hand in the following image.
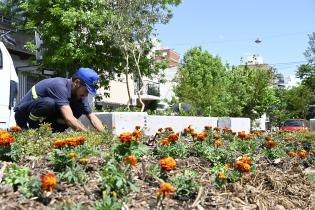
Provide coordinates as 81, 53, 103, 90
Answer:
87, 113, 104, 132
59, 105, 88, 132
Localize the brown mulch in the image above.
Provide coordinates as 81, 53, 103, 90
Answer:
0, 156, 314, 210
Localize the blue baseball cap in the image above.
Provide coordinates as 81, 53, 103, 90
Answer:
76, 68, 99, 96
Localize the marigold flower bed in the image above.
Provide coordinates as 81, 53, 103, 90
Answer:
0, 125, 314, 210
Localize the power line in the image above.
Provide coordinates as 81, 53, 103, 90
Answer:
161, 31, 313, 46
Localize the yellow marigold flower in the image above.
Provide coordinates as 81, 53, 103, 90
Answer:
244, 134, 252, 140
217, 172, 227, 180
312, 149, 315, 155
119, 132, 133, 143
298, 149, 308, 158
213, 133, 220, 140
287, 151, 297, 157
79, 158, 90, 165
168, 133, 179, 142
132, 130, 142, 140
160, 157, 176, 172
158, 182, 175, 197
124, 155, 138, 166
40, 172, 57, 192
68, 152, 78, 159
159, 138, 170, 146
214, 140, 223, 147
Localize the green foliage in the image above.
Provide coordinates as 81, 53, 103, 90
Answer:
174, 47, 277, 119
156, 140, 189, 158
169, 170, 200, 198
58, 165, 87, 184
112, 140, 149, 161
90, 194, 122, 210
3, 164, 41, 198
174, 47, 230, 116
100, 159, 139, 197
297, 32, 315, 90
9, 124, 53, 160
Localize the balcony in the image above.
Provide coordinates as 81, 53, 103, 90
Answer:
135, 80, 160, 101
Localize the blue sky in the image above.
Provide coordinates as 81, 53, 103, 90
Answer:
156, 0, 315, 76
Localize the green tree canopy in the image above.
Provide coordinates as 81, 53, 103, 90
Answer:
174, 47, 230, 116
297, 32, 315, 90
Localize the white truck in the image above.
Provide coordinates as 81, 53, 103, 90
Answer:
0, 41, 18, 129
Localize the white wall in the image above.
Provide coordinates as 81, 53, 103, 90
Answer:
80, 112, 251, 135
310, 119, 315, 132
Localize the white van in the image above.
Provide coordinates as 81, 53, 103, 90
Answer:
0, 41, 19, 129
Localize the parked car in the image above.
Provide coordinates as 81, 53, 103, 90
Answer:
280, 119, 309, 131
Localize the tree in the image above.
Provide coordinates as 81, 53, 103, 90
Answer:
227, 64, 277, 120
297, 32, 315, 90
107, 0, 180, 111
174, 47, 230, 116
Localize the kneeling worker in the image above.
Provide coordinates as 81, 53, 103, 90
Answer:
14, 68, 104, 132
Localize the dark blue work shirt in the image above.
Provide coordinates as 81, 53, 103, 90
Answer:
15, 77, 92, 115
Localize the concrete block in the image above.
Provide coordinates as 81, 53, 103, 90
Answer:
310, 119, 315, 132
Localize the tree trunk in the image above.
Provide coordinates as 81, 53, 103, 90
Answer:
132, 49, 145, 112
124, 54, 132, 110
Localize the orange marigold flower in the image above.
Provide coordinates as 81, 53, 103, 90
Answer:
234, 160, 243, 169
184, 125, 193, 134
214, 127, 221, 131
197, 132, 208, 141
160, 157, 176, 172
217, 172, 227, 180
214, 140, 224, 147
287, 151, 297, 157
52, 136, 85, 149
165, 127, 173, 132
265, 140, 277, 149
241, 163, 251, 173
40, 172, 57, 192
10, 126, 22, 133
240, 155, 251, 164
213, 133, 220, 140
191, 132, 197, 138
0, 131, 14, 146
158, 182, 175, 197
225, 163, 231, 170
223, 127, 232, 133
204, 125, 212, 130
119, 132, 133, 143
312, 149, 315, 155
135, 126, 141, 130
124, 155, 138, 166
132, 130, 142, 140
68, 152, 78, 158
265, 135, 272, 141
79, 158, 90, 165
168, 133, 179, 142
298, 149, 308, 158
238, 131, 246, 139
158, 128, 163, 132
159, 138, 170, 146
244, 134, 252, 140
